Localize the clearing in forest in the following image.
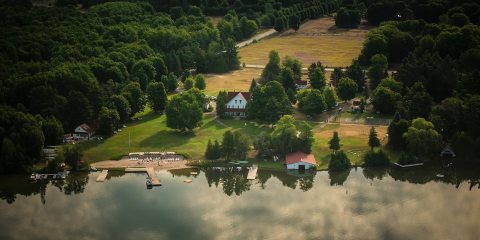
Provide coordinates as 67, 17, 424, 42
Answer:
239, 17, 370, 67
204, 68, 262, 96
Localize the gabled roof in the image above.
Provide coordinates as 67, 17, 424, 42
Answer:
76, 123, 94, 134
227, 91, 250, 102
285, 152, 316, 165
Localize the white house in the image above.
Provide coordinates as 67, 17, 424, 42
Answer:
73, 123, 95, 140
225, 91, 250, 117
295, 79, 308, 90
286, 152, 317, 170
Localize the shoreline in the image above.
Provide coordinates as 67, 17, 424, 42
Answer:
90, 159, 189, 171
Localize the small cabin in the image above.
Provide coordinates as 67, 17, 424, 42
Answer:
440, 145, 456, 158
285, 152, 317, 170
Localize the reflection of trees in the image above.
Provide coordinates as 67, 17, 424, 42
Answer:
329, 170, 350, 186
0, 176, 48, 204
203, 167, 251, 196
388, 164, 480, 190
168, 168, 199, 178
298, 174, 315, 191
363, 167, 388, 180
63, 172, 89, 195
0, 173, 91, 204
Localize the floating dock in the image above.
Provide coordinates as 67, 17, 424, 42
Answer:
393, 163, 424, 168
247, 165, 258, 180
96, 170, 108, 182
125, 167, 147, 172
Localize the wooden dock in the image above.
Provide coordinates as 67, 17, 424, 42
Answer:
146, 167, 161, 186
393, 162, 424, 168
124, 167, 161, 186
96, 170, 108, 182
125, 167, 147, 172
247, 165, 258, 180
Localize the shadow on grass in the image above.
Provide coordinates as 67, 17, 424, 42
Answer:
139, 129, 192, 148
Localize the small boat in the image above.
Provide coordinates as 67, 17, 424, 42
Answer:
146, 179, 153, 188
90, 167, 98, 172
190, 172, 198, 175
184, 179, 192, 183
436, 174, 445, 178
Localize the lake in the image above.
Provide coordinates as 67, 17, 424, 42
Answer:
1, 165, 479, 240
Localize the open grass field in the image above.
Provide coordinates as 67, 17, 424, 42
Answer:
82, 112, 272, 164
312, 123, 388, 170
204, 68, 262, 96
239, 17, 369, 67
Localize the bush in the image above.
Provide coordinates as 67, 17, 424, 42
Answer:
328, 150, 351, 171
398, 152, 418, 165
363, 150, 390, 167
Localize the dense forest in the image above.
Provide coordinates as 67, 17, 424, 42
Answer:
0, 0, 339, 173
334, 0, 480, 162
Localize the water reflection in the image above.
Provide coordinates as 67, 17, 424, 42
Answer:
1, 165, 480, 240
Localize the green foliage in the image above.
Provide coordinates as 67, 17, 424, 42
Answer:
363, 150, 390, 167
165, 90, 203, 132
98, 107, 120, 136
247, 81, 292, 123
248, 78, 257, 93
335, 7, 361, 28
404, 118, 443, 158
167, 72, 178, 92
41, 116, 64, 146
282, 56, 302, 80
336, 77, 358, 101
323, 87, 338, 109
222, 130, 235, 160
368, 127, 381, 150
194, 74, 206, 90
280, 67, 296, 91
388, 118, 410, 149
261, 50, 281, 83
368, 54, 388, 90
216, 91, 228, 118
184, 77, 194, 90
297, 89, 326, 116
110, 95, 131, 123
146, 82, 167, 113
345, 60, 365, 90
122, 82, 145, 116
329, 131, 340, 151
0, 105, 45, 173
328, 150, 351, 171
371, 86, 401, 114
309, 67, 326, 90
62, 144, 83, 171
271, 115, 314, 157
331, 67, 344, 86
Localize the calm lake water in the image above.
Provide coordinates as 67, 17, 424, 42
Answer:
1, 165, 480, 240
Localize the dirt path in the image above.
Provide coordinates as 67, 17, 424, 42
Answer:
236, 29, 277, 48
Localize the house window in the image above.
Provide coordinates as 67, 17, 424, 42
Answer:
239, 100, 242, 104
235, 100, 237, 103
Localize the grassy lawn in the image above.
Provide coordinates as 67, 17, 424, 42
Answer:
204, 68, 262, 96
239, 17, 369, 67
312, 123, 389, 170
82, 113, 272, 164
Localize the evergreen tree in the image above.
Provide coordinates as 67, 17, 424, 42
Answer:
368, 127, 381, 150
329, 131, 340, 151
261, 50, 281, 83
323, 87, 338, 109
249, 78, 257, 93
222, 130, 235, 160
205, 140, 214, 160
184, 77, 194, 90
331, 67, 343, 86
195, 74, 206, 90
216, 91, 227, 118
281, 67, 296, 91
309, 67, 326, 90
167, 72, 178, 92
368, 54, 388, 90
213, 140, 222, 159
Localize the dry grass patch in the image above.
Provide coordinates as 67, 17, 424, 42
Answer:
312, 123, 388, 169
209, 16, 223, 26
205, 68, 262, 96
239, 17, 369, 67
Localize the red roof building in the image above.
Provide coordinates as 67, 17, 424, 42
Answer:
285, 152, 317, 170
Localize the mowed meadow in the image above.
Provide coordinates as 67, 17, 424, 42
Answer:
239, 17, 370, 67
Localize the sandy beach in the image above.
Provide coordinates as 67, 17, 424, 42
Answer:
90, 159, 189, 171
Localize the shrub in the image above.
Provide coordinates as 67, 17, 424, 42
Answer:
363, 150, 390, 167
328, 150, 351, 171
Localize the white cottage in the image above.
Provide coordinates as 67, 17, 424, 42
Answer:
285, 152, 317, 170
225, 91, 250, 117
73, 123, 95, 140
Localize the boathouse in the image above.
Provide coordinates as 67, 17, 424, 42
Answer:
285, 152, 316, 170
